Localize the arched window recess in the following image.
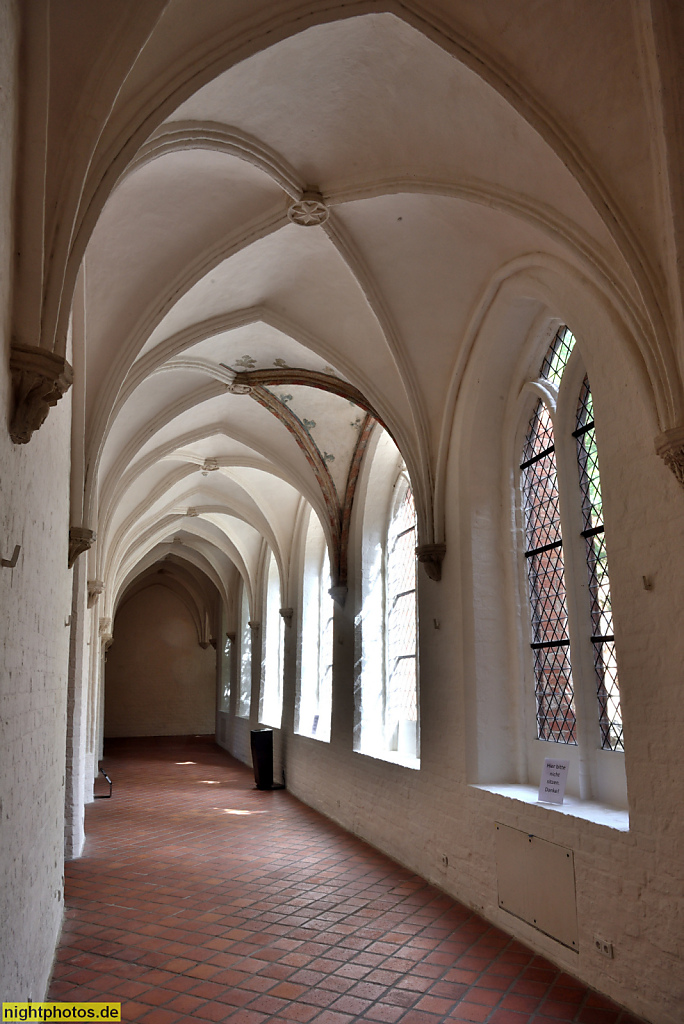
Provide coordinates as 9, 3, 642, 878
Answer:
515, 325, 626, 812
296, 509, 334, 743
385, 472, 419, 756
355, 429, 420, 769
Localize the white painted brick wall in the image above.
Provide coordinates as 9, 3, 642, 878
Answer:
0, 373, 73, 1001
0, 1, 73, 996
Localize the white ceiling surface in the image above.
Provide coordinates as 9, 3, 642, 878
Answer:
87, 11, 630, 615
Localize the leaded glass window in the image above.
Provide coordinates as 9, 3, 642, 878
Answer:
385, 480, 417, 748
574, 377, 624, 751
220, 635, 232, 712
521, 401, 576, 743
316, 546, 334, 738
237, 587, 251, 718
540, 325, 576, 385
520, 325, 624, 759
260, 552, 283, 728
297, 516, 333, 741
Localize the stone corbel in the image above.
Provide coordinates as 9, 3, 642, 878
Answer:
416, 543, 446, 582
248, 620, 261, 633
98, 616, 113, 651
280, 607, 294, 626
328, 585, 347, 607
87, 579, 105, 608
655, 426, 684, 488
9, 342, 73, 444
69, 527, 96, 568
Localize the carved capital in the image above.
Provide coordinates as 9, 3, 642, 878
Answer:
655, 426, 684, 487
87, 579, 105, 608
280, 607, 294, 626
248, 620, 261, 632
68, 526, 95, 568
9, 342, 73, 444
328, 585, 347, 607
416, 543, 446, 582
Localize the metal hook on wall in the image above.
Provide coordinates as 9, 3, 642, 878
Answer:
1, 545, 20, 568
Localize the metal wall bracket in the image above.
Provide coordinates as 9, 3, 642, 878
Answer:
1, 545, 20, 568
94, 767, 112, 799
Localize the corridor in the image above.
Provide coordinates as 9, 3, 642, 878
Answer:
49, 740, 642, 1024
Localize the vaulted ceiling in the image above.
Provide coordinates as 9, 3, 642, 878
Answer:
79, 9, 650, 622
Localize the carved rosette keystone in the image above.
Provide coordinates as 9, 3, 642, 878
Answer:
10, 342, 73, 444
655, 426, 684, 488
226, 381, 252, 395
68, 526, 95, 568
416, 543, 446, 582
87, 579, 105, 608
287, 191, 329, 227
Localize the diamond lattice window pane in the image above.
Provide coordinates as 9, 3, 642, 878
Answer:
586, 532, 614, 637
540, 326, 576, 386
593, 639, 623, 751
576, 376, 623, 751
533, 645, 576, 743
527, 550, 571, 645
521, 399, 576, 743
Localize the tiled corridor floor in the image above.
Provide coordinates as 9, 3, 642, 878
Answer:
49, 738, 645, 1024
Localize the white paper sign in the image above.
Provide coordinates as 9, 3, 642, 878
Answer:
538, 758, 570, 804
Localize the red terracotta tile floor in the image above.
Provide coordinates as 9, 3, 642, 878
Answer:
49, 738, 646, 1024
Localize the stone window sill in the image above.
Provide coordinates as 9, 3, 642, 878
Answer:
471, 783, 629, 831
356, 748, 421, 771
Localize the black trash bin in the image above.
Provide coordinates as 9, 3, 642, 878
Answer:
250, 728, 273, 790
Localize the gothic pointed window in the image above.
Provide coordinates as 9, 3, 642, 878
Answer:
236, 585, 251, 718
297, 512, 333, 741
519, 326, 624, 760
385, 477, 418, 755
220, 634, 232, 713
260, 551, 283, 728
356, 429, 419, 767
